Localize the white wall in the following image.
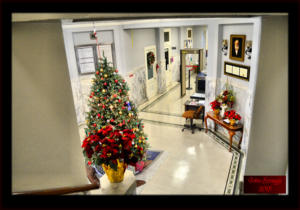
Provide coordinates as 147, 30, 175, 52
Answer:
245, 16, 288, 175
12, 21, 88, 192
73, 30, 114, 46
123, 28, 156, 73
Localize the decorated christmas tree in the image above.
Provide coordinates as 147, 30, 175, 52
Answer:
81, 55, 149, 174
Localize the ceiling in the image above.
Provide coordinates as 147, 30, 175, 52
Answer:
12, 13, 288, 22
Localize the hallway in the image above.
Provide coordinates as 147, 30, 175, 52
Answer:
134, 72, 241, 195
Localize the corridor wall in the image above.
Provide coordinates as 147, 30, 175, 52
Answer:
12, 21, 88, 192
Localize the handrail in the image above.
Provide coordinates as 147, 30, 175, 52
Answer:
13, 183, 99, 195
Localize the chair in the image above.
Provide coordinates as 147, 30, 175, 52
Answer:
182, 105, 204, 134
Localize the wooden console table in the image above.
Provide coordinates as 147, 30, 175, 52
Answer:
204, 111, 243, 152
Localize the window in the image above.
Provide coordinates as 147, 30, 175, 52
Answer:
164, 31, 170, 42
75, 44, 114, 74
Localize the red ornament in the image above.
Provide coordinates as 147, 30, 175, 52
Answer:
142, 125, 144, 128
93, 123, 97, 127
115, 69, 118, 73
91, 92, 95, 96
118, 123, 122, 127
97, 113, 101, 118
88, 161, 92, 165
102, 105, 105, 109
123, 80, 125, 83
113, 94, 117, 98
119, 89, 122, 93
104, 82, 107, 86
110, 119, 114, 122
88, 132, 91, 135
115, 80, 118, 83
96, 71, 99, 75
101, 77, 104, 80
104, 97, 107, 100
118, 99, 121, 103
122, 106, 125, 110
101, 116, 104, 119
89, 95, 93, 98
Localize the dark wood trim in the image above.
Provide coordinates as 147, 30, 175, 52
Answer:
13, 183, 99, 195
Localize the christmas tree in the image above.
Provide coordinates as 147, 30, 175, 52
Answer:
82, 55, 149, 171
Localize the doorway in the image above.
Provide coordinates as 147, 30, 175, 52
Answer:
144, 45, 158, 100
164, 28, 172, 88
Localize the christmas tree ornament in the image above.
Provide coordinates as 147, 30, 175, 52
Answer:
110, 105, 113, 109
115, 80, 118, 83
119, 111, 122, 115
118, 99, 121, 103
102, 89, 106, 93
96, 71, 99, 75
93, 123, 97, 127
89, 95, 93, 98
118, 89, 122, 93
104, 82, 107, 86
113, 94, 117, 98
100, 68, 104, 72
97, 113, 101, 118
122, 106, 125, 110
101, 77, 104, 80
110, 119, 115, 122
115, 69, 118, 73
104, 74, 108, 78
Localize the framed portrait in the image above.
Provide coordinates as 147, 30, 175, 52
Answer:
229, 34, 246, 62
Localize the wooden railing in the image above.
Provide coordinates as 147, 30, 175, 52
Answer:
13, 183, 99, 195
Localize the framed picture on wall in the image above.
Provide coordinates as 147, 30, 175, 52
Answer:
229, 34, 246, 62
224, 61, 250, 81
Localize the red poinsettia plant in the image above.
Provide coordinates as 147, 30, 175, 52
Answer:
224, 110, 241, 121
82, 125, 144, 170
210, 100, 221, 111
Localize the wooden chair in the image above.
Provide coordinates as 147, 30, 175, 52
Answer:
182, 106, 204, 134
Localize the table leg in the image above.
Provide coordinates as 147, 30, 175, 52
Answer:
238, 131, 243, 149
204, 115, 208, 133
228, 131, 235, 152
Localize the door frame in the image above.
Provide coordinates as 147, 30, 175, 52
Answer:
144, 45, 157, 100
163, 28, 172, 87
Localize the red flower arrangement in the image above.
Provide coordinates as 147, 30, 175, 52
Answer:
210, 100, 221, 111
224, 110, 241, 121
82, 125, 143, 170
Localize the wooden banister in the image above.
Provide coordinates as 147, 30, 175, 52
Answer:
13, 183, 99, 195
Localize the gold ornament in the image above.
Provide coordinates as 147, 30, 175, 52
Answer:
128, 113, 132, 117
107, 153, 111, 157
119, 111, 122, 115
110, 105, 114, 109
135, 145, 137, 148
102, 89, 106, 93
100, 68, 104, 72
104, 74, 108, 78
119, 144, 122, 148
138, 140, 141, 143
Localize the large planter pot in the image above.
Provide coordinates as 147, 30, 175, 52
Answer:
214, 109, 220, 117
230, 119, 236, 126
102, 159, 127, 183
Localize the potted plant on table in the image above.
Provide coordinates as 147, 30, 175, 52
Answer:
210, 100, 221, 117
224, 110, 241, 126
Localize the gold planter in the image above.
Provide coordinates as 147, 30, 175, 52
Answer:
214, 109, 220, 117
102, 159, 127, 183
230, 119, 236, 126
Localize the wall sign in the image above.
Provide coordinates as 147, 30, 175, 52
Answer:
224, 61, 250, 81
